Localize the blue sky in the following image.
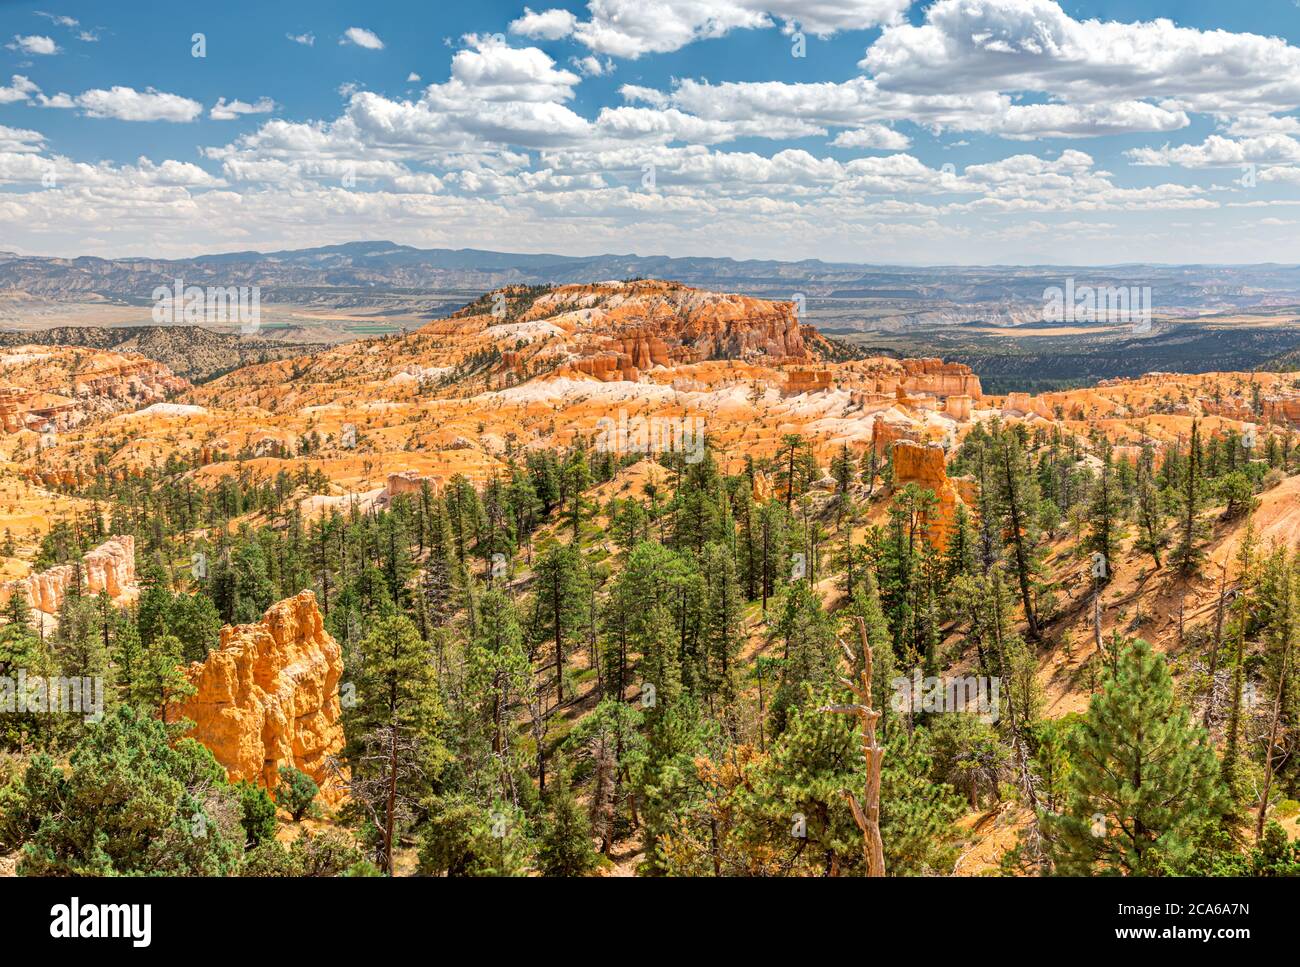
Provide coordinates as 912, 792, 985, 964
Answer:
1, 0, 1299, 263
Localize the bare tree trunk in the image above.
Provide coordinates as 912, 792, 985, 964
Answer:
1092, 584, 1102, 655
1203, 566, 1228, 730
384, 725, 398, 876
1257, 635, 1291, 841
822, 616, 885, 876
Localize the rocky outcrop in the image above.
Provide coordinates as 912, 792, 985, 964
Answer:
0, 390, 31, 433
871, 417, 918, 455
945, 394, 973, 420
898, 358, 983, 399
0, 535, 137, 616
838, 357, 983, 401
0, 349, 190, 433
1264, 397, 1300, 426
548, 282, 813, 382
1001, 392, 1054, 420
72, 360, 188, 401
784, 368, 834, 395
892, 441, 962, 550
381, 469, 442, 503
170, 591, 346, 803
83, 537, 136, 598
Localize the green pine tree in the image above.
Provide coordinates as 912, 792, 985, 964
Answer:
1045, 638, 1227, 875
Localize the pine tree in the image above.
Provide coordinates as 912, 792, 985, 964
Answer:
345, 614, 445, 874
701, 541, 744, 706
1134, 444, 1166, 569
1085, 446, 1122, 584
378, 510, 415, 609
112, 618, 143, 700
995, 431, 1043, 641
136, 633, 194, 721
467, 586, 532, 767
168, 592, 222, 663
944, 503, 977, 582
847, 572, 896, 737
1045, 638, 1226, 875
562, 446, 592, 545
276, 766, 319, 821
879, 726, 965, 875
1221, 517, 1258, 795
777, 433, 812, 511
1254, 546, 1295, 840
1170, 421, 1207, 575
2, 706, 242, 876
537, 765, 599, 876
829, 443, 855, 521
423, 497, 458, 626
531, 544, 589, 707
771, 580, 836, 733
859, 445, 881, 497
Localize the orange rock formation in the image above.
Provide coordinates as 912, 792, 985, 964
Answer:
892, 441, 963, 549
17, 281, 1300, 505
0, 348, 188, 434
548, 282, 812, 382
838, 357, 983, 400
0, 534, 137, 616
170, 591, 346, 803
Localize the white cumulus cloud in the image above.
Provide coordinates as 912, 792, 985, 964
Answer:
210, 97, 277, 121
509, 7, 579, 40
831, 125, 912, 150
72, 87, 203, 122
341, 27, 385, 50
8, 34, 59, 55
0, 75, 40, 104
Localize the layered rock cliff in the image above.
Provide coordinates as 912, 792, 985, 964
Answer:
546, 281, 812, 381
0, 347, 189, 433
26, 279, 1300, 505
838, 357, 983, 400
170, 591, 346, 803
0, 534, 137, 616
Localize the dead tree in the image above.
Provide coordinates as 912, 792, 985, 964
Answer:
339, 727, 426, 875
821, 615, 885, 877
1203, 564, 1229, 731
1257, 629, 1293, 842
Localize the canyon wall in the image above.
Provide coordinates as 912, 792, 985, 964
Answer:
1264, 397, 1300, 426
840, 357, 983, 400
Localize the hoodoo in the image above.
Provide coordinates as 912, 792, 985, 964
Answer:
170, 591, 346, 802
892, 440, 964, 550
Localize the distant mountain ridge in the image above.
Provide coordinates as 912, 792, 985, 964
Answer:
3, 241, 1300, 311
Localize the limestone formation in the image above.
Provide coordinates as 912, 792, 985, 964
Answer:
170, 591, 346, 803
945, 394, 973, 420
892, 441, 963, 550
1264, 397, 1300, 426
383, 469, 441, 501
546, 282, 812, 382
21, 279, 1300, 501
784, 368, 834, 395
0, 534, 137, 616
838, 357, 983, 401
0, 348, 188, 434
